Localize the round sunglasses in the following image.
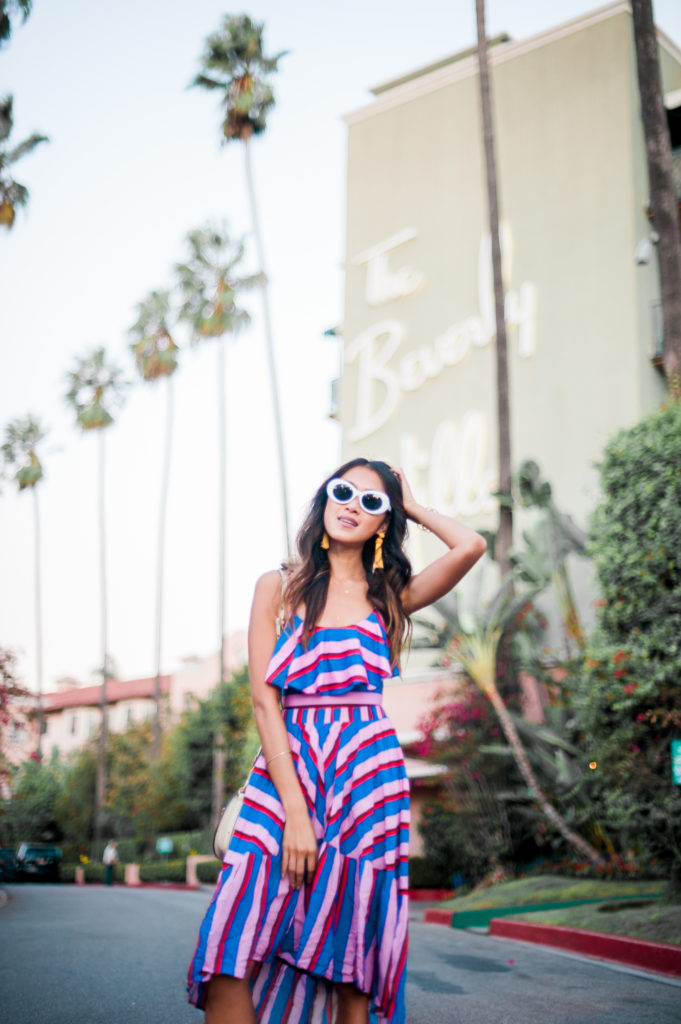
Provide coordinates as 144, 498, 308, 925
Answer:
325, 478, 391, 515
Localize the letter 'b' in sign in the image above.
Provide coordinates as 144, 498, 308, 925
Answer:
672, 740, 681, 786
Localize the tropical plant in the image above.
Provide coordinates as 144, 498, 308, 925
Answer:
0, 0, 31, 46
571, 401, 681, 890
129, 289, 180, 759
475, 0, 512, 571
1, 415, 47, 755
175, 223, 255, 683
450, 620, 604, 867
0, 95, 48, 229
64, 347, 127, 844
510, 459, 588, 654
194, 13, 292, 554
631, 0, 681, 396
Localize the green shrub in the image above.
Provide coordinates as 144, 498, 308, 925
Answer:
409, 856, 453, 889
138, 859, 187, 883
196, 860, 222, 884
59, 863, 77, 883
572, 401, 681, 881
81, 862, 125, 883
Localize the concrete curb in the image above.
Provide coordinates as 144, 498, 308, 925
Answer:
423, 907, 457, 925
489, 919, 681, 977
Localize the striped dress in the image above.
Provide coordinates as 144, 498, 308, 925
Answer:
187, 610, 410, 1023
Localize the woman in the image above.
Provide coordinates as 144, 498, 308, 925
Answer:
188, 459, 486, 1024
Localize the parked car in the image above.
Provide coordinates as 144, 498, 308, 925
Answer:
0, 846, 17, 882
15, 842, 61, 882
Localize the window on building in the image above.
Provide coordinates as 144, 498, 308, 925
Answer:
126, 707, 134, 728
70, 713, 77, 736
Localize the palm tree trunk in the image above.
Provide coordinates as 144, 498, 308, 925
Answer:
631, 0, 681, 396
218, 336, 227, 683
475, 0, 513, 571
95, 428, 109, 847
153, 374, 174, 759
243, 136, 292, 558
32, 485, 43, 761
485, 683, 605, 866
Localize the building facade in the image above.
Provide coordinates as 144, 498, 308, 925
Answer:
339, 2, 680, 559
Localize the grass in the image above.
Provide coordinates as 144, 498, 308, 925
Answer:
507, 901, 681, 947
439, 874, 664, 911
437, 874, 680, 946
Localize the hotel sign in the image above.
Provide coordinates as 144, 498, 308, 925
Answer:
345, 227, 538, 519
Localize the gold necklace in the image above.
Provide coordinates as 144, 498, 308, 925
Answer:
331, 574, 366, 596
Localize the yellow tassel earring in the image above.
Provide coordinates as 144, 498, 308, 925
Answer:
372, 530, 386, 571
320, 532, 330, 550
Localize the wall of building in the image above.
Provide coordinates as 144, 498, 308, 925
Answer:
340, 5, 678, 548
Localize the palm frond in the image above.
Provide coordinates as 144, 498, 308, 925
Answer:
5, 132, 48, 164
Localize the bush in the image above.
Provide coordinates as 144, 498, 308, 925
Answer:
572, 402, 681, 879
196, 860, 222, 884
409, 856, 454, 889
59, 863, 77, 883
138, 859, 187, 883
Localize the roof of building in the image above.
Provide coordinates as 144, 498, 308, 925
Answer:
43, 675, 171, 712
370, 34, 510, 96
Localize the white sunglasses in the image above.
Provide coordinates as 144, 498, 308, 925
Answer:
325, 478, 391, 516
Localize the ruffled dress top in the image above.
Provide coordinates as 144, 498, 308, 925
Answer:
187, 611, 410, 1024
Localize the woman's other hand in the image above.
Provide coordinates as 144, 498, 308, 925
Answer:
281, 805, 318, 890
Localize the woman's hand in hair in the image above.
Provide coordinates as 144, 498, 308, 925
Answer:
389, 466, 420, 520
390, 469, 487, 614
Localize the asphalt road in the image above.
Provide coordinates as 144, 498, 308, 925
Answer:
1, 884, 679, 1023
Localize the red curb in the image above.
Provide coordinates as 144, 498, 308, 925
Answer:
409, 889, 455, 902
423, 907, 455, 925
489, 919, 681, 977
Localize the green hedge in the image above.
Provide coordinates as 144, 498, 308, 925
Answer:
59, 863, 125, 884
138, 859, 187, 883
196, 860, 222, 884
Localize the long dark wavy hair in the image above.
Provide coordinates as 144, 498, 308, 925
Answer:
283, 458, 412, 666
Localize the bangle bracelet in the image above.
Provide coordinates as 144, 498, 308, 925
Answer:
266, 750, 290, 768
417, 507, 437, 532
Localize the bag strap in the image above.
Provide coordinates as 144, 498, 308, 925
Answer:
274, 567, 287, 638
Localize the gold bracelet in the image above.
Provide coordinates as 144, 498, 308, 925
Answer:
266, 749, 290, 768
417, 507, 437, 532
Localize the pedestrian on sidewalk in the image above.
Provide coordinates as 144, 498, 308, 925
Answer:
187, 459, 487, 1023
102, 840, 118, 887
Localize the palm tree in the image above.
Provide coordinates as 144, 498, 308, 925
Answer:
475, 1, 512, 572
0, 0, 31, 46
129, 290, 180, 760
631, 0, 681, 397
0, 95, 48, 229
193, 14, 292, 555
1, 414, 47, 759
175, 223, 256, 684
65, 347, 127, 844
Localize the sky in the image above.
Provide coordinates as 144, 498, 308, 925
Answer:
2, 1, 681, 694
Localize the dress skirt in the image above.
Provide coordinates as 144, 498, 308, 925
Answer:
187, 703, 410, 1023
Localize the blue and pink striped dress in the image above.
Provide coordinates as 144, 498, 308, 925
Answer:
187, 609, 410, 1023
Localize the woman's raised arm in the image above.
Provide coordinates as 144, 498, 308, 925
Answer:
391, 469, 487, 616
